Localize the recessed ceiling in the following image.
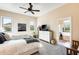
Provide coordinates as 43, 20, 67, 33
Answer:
0, 3, 65, 17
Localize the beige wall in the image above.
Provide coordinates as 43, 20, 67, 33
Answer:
0, 10, 37, 36
37, 4, 79, 41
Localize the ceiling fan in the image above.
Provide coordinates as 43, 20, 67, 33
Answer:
19, 3, 40, 14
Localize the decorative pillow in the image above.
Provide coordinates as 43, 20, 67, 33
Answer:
3, 33, 11, 41
0, 32, 7, 44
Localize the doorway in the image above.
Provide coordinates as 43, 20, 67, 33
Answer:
58, 17, 72, 46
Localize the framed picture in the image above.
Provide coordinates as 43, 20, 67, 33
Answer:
30, 25, 34, 31
18, 23, 26, 31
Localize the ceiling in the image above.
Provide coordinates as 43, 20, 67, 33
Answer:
0, 3, 65, 17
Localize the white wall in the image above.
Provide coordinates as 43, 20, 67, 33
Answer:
11, 18, 37, 36
0, 10, 37, 36
37, 4, 79, 41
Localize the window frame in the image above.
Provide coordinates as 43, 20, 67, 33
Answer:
2, 16, 12, 32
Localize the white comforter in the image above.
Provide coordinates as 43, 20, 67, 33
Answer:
0, 39, 39, 55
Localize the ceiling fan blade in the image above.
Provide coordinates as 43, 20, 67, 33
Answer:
24, 11, 28, 13
19, 7, 28, 10
31, 11, 34, 14
32, 10, 40, 12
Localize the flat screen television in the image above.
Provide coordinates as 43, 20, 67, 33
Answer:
40, 24, 49, 31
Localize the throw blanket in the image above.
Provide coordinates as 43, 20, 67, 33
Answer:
24, 38, 39, 43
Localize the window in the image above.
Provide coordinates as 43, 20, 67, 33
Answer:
2, 16, 12, 32
63, 18, 71, 32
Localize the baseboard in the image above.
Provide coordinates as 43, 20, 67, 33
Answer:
39, 39, 50, 44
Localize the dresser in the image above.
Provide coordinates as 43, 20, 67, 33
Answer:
39, 31, 52, 42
